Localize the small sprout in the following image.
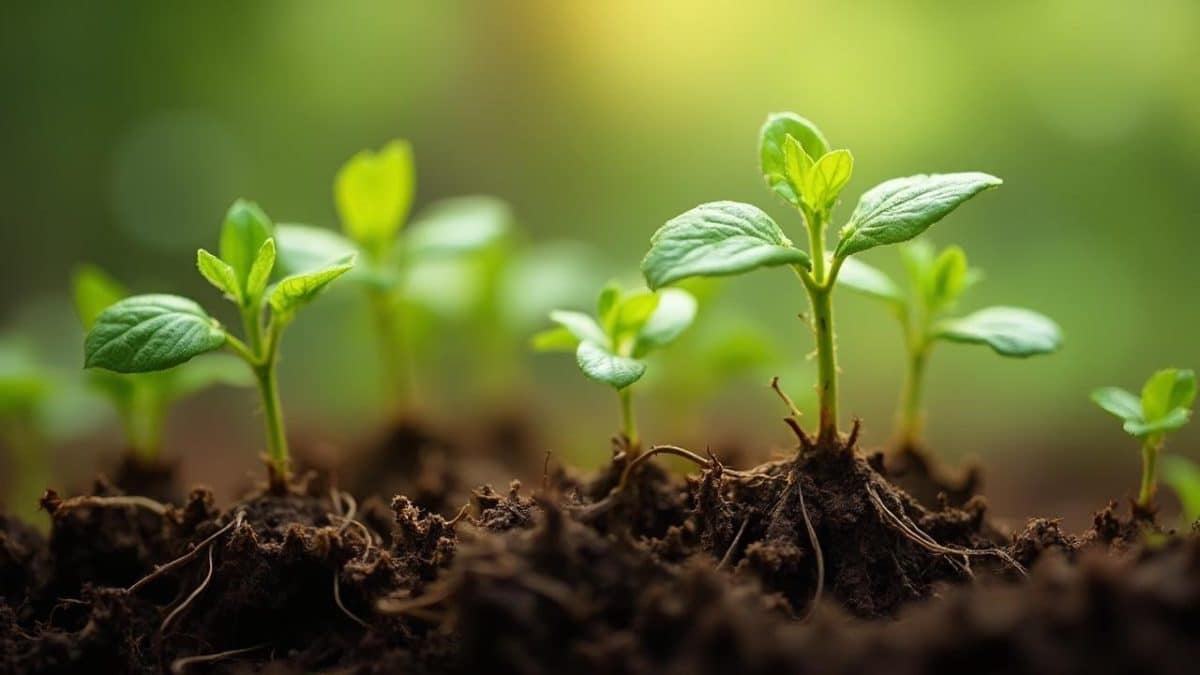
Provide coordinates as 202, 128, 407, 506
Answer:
836, 241, 1062, 448
533, 283, 697, 454
1161, 455, 1200, 527
83, 200, 354, 488
72, 265, 252, 461
273, 140, 512, 405
642, 112, 1000, 445
1092, 368, 1196, 510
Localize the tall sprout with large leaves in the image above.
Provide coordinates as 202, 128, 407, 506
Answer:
73, 265, 252, 461
837, 242, 1061, 449
83, 200, 354, 489
642, 113, 1001, 445
274, 140, 512, 407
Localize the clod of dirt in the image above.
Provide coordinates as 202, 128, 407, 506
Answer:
883, 443, 982, 509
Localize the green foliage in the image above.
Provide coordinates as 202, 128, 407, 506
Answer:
0, 339, 52, 527
837, 242, 1060, 445
535, 282, 696, 449
73, 265, 252, 458
1092, 368, 1196, 508
335, 140, 415, 259
642, 112, 1002, 443
1092, 368, 1195, 439
641, 201, 810, 290
82, 200, 354, 484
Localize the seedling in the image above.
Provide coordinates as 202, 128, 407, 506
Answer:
73, 265, 251, 461
273, 140, 511, 406
642, 112, 1001, 444
83, 200, 354, 488
837, 241, 1061, 448
533, 282, 697, 454
1092, 368, 1196, 510
1161, 455, 1200, 526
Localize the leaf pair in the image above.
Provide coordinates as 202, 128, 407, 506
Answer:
838, 243, 1061, 357
534, 284, 697, 390
642, 112, 1002, 292
1092, 368, 1196, 438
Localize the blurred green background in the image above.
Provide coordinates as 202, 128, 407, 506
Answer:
2, 1, 1198, 528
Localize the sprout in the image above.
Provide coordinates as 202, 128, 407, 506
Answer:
641, 113, 1001, 445
72, 265, 251, 461
273, 140, 513, 407
83, 200, 354, 489
534, 282, 697, 454
1092, 368, 1196, 510
837, 241, 1061, 448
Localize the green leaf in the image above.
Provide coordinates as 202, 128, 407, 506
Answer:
84, 295, 227, 373
404, 196, 512, 258
1124, 407, 1192, 437
596, 282, 621, 330
246, 238, 276, 302
835, 257, 906, 306
548, 310, 609, 348
1141, 368, 1196, 423
933, 306, 1062, 357
1161, 455, 1200, 524
1091, 386, 1143, 424
268, 257, 356, 316
73, 265, 128, 331
615, 291, 660, 335
530, 326, 579, 353
760, 112, 830, 205
642, 201, 810, 290
899, 239, 935, 290
196, 249, 244, 305
273, 224, 360, 274
576, 340, 646, 390
335, 139, 414, 254
925, 245, 969, 310
219, 200, 274, 295
635, 288, 697, 355
836, 173, 1002, 257
784, 136, 853, 213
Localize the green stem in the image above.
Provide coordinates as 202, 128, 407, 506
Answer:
368, 287, 408, 408
619, 387, 639, 455
802, 207, 839, 445
232, 301, 290, 489
124, 383, 165, 461
896, 345, 928, 449
1138, 436, 1161, 509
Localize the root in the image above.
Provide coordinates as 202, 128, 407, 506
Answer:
42, 491, 168, 517
169, 643, 267, 674
377, 583, 454, 620
127, 511, 244, 594
333, 573, 371, 630
717, 518, 749, 570
161, 544, 215, 633
446, 502, 471, 527
795, 473, 824, 620
866, 482, 1026, 577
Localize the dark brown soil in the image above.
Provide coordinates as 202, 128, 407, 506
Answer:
2, 430, 1196, 674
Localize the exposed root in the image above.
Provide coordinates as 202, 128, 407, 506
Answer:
795, 472, 824, 620
717, 518, 749, 570
169, 643, 267, 674
41, 491, 168, 517
866, 482, 1026, 577
127, 511, 244, 594
334, 573, 371, 630
161, 545, 215, 633
377, 583, 454, 621
446, 502, 471, 527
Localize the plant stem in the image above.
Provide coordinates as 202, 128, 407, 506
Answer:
124, 383, 165, 462
896, 347, 927, 449
368, 287, 408, 407
619, 387, 639, 455
1138, 436, 1162, 509
802, 208, 840, 445
255, 361, 289, 486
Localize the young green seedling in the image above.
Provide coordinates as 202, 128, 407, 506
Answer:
82, 200, 354, 488
1160, 455, 1200, 527
73, 265, 251, 461
1092, 368, 1196, 510
533, 283, 697, 454
641, 113, 1001, 445
837, 241, 1062, 448
273, 140, 512, 406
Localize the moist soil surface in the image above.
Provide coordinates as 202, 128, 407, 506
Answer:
1, 425, 1197, 674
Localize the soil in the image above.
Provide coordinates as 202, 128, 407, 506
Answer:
1, 422, 1196, 674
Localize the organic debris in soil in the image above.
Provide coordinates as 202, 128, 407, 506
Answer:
2, 439, 1197, 674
